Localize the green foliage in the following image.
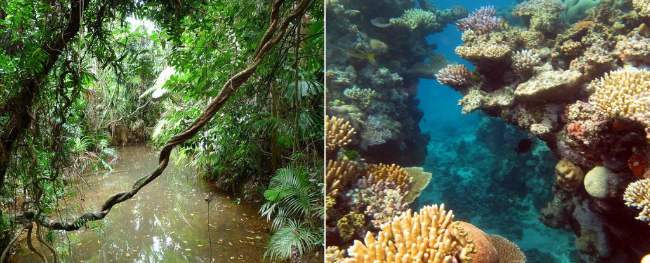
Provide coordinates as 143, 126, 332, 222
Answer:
260, 166, 323, 261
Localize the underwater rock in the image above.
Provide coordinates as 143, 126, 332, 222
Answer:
514, 69, 582, 101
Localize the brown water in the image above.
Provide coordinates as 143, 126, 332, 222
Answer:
15, 145, 273, 263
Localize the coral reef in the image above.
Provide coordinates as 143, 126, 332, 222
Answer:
432, 2, 650, 261
326, 0, 467, 166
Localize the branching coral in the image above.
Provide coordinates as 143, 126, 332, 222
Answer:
456, 6, 502, 34
343, 86, 377, 109
326, 159, 361, 197
588, 68, 650, 121
326, 246, 346, 263
624, 178, 650, 225
390, 8, 439, 30
367, 163, 412, 193
435, 64, 473, 88
326, 115, 357, 152
343, 205, 461, 263
511, 49, 541, 76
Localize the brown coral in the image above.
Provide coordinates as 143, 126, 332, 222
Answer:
326, 115, 356, 152
488, 234, 527, 263
344, 204, 461, 263
326, 159, 361, 197
555, 158, 584, 191
451, 221, 499, 263
367, 163, 412, 193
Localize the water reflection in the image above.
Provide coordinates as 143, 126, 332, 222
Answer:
15, 145, 273, 262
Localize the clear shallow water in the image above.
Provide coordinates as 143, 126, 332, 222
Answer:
13, 145, 272, 263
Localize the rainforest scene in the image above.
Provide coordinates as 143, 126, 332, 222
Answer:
0, 0, 323, 262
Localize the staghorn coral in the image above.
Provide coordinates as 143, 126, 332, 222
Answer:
435, 64, 473, 88
624, 178, 650, 225
556, 158, 584, 191
487, 234, 527, 263
367, 163, 412, 193
456, 6, 502, 34
343, 86, 377, 109
390, 8, 439, 30
343, 204, 462, 263
402, 167, 432, 204
326, 159, 361, 197
326, 115, 357, 152
634, 0, 650, 18
588, 68, 650, 122
511, 49, 542, 77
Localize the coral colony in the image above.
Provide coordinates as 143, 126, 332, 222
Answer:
326, 0, 650, 262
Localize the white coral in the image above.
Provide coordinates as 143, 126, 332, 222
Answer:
512, 49, 541, 73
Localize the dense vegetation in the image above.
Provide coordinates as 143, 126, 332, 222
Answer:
0, 0, 322, 262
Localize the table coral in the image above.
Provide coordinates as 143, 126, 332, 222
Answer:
624, 178, 650, 225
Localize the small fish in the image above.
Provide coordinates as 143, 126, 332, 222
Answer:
515, 138, 532, 155
345, 48, 375, 62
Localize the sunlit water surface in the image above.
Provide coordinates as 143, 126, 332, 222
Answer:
14, 145, 272, 263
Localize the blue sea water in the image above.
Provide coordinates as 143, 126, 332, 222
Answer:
416, 1, 577, 262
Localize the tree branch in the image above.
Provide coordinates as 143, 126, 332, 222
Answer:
20, 0, 313, 231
